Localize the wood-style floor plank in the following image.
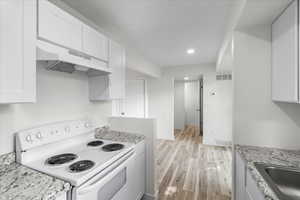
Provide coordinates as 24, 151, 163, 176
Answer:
156, 126, 232, 200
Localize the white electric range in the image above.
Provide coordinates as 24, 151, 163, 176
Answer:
15, 119, 136, 200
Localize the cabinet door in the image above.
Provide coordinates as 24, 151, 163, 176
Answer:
272, 0, 298, 102
82, 25, 109, 61
246, 170, 265, 200
109, 40, 126, 99
235, 152, 246, 200
134, 152, 146, 200
38, 0, 82, 51
88, 75, 110, 101
127, 152, 146, 200
0, 0, 36, 103
55, 193, 67, 200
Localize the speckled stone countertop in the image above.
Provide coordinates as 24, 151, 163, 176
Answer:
236, 145, 300, 200
95, 128, 145, 144
0, 152, 71, 200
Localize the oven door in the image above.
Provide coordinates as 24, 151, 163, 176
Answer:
73, 151, 134, 200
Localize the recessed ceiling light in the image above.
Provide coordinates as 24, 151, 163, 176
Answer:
184, 77, 189, 80
187, 49, 195, 55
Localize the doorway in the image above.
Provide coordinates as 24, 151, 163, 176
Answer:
174, 76, 203, 141
112, 79, 147, 118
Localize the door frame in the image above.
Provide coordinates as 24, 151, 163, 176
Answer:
173, 76, 203, 136
112, 79, 148, 118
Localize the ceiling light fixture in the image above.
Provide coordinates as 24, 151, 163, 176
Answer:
187, 48, 195, 55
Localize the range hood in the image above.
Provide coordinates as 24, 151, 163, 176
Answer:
37, 40, 111, 76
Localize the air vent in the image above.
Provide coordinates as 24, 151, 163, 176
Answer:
216, 73, 232, 81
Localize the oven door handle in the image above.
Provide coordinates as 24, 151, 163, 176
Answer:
77, 152, 135, 195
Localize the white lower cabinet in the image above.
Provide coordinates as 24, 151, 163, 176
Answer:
0, 0, 36, 103
235, 151, 265, 200
127, 141, 146, 200
55, 192, 67, 200
235, 152, 246, 200
245, 170, 265, 200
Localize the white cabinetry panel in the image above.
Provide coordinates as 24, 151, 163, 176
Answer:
127, 142, 146, 200
38, 0, 82, 51
0, 0, 36, 103
109, 40, 126, 99
272, 0, 298, 102
89, 40, 125, 101
246, 170, 265, 200
56, 193, 67, 200
235, 151, 266, 200
82, 25, 108, 61
235, 152, 246, 200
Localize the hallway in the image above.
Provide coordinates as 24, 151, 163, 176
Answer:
156, 126, 232, 200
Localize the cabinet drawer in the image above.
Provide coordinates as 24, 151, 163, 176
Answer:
38, 0, 82, 51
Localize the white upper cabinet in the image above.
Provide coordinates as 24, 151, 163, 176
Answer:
0, 0, 36, 103
38, 0, 82, 51
82, 25, 109, 62
89, 40, 126, 101
272, 0, 299, 103
108, 40, 126, 99
38, 0, 109, 62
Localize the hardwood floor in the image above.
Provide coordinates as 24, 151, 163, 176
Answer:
156, 126, 232, 200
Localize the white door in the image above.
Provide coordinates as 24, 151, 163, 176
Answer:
184, 81, 200, 127
122, 80, 146, 118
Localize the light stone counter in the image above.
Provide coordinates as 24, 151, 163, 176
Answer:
95, 128, 145, 144
236, 145, 300, 200
0, 152, 70, 200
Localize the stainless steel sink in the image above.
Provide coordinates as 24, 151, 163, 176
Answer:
255, 163, 300, 200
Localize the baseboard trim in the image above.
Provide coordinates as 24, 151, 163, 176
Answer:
142, 193, 156, 200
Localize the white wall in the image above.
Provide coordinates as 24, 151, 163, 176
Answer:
174, 81, 185, 130
201, 72, 220, 145
126, 48, 161, 78
213, 79, 233, 145
148, 77, 175, 140
0, 65, 111, 155
233, 26, 300, 150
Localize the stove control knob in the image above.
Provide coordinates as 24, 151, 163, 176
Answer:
36, 132, 43, 140
84, 122, 90, 128
26, 135, 32, 142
